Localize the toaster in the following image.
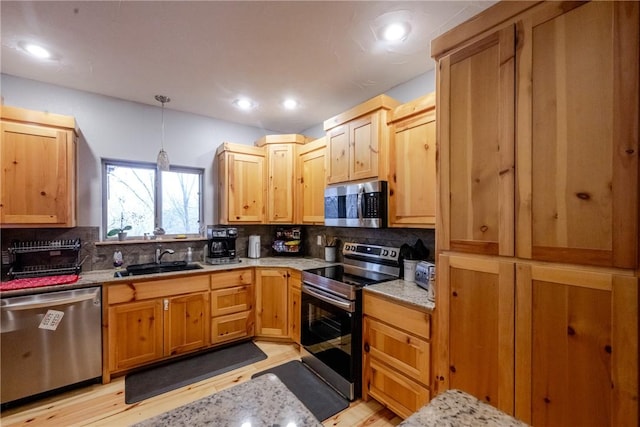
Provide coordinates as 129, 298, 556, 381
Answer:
415, 261, 436, 302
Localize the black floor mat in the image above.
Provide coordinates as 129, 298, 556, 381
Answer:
125, 341, 267, 404
252, 360, 349, 421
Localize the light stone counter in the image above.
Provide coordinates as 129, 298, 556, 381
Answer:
365, 279, 435, 312
132, 374, 322, 427
0, 257, 336, 297
399, 389, 529, 427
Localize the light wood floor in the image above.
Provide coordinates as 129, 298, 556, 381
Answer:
1, 341, 402, 426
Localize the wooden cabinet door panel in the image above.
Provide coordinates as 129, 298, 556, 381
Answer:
435, 254, 515, 414
515, 264, 638, 427
439, 26, 515, 256
350, 114, 379, 181
165, 292, 210, 357
211, 285, 253, 316
297, 138, 326, 224
211, 310, 254, 344
267, 144, 295, 223
210, 269, 253, 290
364, 317, 430, 385
288, 283, 301, 345
227, 152, 265, 222
255, 269, 288, 338
0, 122, 74, 226
366, 357, 430, 419
517, 1, 639, 268
327, 125, 349, 184
108, 300, 164, 371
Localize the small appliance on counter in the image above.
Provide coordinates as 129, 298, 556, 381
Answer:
271, 227, 303, 255
205, 226, 239, 265
248, 235, 261, 259
415, 261, 436, 302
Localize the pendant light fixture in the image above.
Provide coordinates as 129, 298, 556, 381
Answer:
155, 94, 171, 171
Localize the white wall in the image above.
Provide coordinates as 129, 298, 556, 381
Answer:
1, 74, 274, 229
1, 70, 435, 229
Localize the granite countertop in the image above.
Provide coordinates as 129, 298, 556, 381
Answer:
132, 374, 322, 427
365, 279, 435, 312
399, 389, 529, 427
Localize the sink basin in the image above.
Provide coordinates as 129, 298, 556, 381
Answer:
114, 261, 203, 277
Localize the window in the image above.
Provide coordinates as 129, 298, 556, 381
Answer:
102, 159, 204, 239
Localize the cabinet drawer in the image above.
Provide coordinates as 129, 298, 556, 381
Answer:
210, 269, 253, 290
211, 285, 253, 316
211, 310, 254, 344
363, 292, 430, 339
364, 317, 430, 385
108, 275, 210, 304
366, 357, 430, 419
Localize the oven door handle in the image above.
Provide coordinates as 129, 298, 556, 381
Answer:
302, 284, 355, 312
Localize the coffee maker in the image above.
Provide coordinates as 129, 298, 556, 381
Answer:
206, 226, 239, 264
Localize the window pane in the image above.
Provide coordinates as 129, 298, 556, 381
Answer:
105, 164, 155, 236
161, 170, 201, 234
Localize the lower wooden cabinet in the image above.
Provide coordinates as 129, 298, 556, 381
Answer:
106, 275, 210, 374
363, 291, 432, 419
288, 270, 302, 344
210, 268, 254, 344
255, 268, 289, 338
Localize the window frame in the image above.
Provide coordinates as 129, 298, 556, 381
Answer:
101, 158, 204, 240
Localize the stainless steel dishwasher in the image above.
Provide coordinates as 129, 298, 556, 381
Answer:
1, 286, 102, 405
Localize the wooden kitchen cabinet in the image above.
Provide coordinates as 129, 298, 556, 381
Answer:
324, 94, 400, 184
255, 268, 289, 339
515, 264, 638, 427
216, 142, 266, 224
106, 274, 210, 375
434, 254, 515, 414
210, 268, 254, 344
296, 137, 327, 224
0, 105, 77, 227
288, 269, 301, 344
387, 93, 437, 228
256, 134, 311, 224
362, 291, 431, 419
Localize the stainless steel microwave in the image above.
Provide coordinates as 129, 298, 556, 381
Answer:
324, 180, 387, 228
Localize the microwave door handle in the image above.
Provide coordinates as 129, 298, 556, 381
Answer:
357, 188, 364, 220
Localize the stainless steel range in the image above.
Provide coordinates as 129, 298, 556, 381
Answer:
301, 242, 400, 401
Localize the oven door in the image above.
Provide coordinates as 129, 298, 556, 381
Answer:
300, 283, 361, 401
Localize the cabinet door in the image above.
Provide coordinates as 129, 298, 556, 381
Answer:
211, 310, 254, 344
297, 138, 326, 224
267, 144, 295, 223
255, 269, 288, 338
327, 124, 349, 184
389, 105, 436, 228
0, 122, 75, 226
108, 300, 164, 371
211, 285, 253, 316
435, 254, 515, 414
165, 292, 210, 357
517, 1, 639, 268
288, 271, 301, 344
438, 26, 515, 256
515, 264, 638, 427
349, 113, 379, 182
224, 152, 265, 223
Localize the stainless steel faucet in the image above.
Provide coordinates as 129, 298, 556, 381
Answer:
155, 246, 175, 264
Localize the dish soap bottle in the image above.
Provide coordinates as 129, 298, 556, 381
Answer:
185, 247, 193, 263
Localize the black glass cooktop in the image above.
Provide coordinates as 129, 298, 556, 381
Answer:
304, 265, 394, 287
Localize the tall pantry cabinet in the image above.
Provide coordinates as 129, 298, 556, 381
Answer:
433, 2, 638, 426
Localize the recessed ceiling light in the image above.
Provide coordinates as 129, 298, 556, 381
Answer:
382, 23, 409, 41
233, 97, 256, 111
283, 99, 298, 110
22, 43, 51, 59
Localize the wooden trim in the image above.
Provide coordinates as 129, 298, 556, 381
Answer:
0, 104, 77, 134
497, 261, 515, 413
436, 57, 450, 253
387, 93, 435, 124
450, 240, 499, 255
254, 134, 312, 147
530, 264, 613, 291
323, 94, 400, 131
514, 264, 533, 424
215, 141, 265, 157
531, 247, 613, 268
433, 253, 451, 395
431, 1, 543, 59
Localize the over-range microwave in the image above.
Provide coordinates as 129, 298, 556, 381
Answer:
324, 180, 387, 228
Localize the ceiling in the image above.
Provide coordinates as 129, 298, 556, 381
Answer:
1, 1, 496, 133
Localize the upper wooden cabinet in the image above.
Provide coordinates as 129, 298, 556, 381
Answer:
387, 93, 437, 228
296, 137, 327, 225
324, 95, 400, 185
0, 105, 77, 228
216, 142, 266, 224
256, 134, 311, 224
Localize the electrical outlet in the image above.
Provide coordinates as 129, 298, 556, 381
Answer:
317, 235, 323, 246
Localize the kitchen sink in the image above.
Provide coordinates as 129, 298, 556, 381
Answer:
114, 261, 203, 277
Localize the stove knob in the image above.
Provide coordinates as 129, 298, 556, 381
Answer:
391, 250, 397, 257
382, 249, 389, 256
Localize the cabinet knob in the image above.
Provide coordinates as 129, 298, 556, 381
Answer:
364, 342, 370, 353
